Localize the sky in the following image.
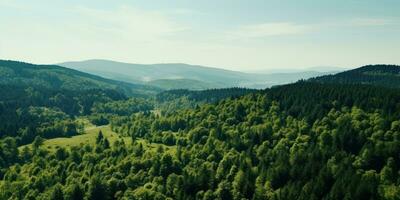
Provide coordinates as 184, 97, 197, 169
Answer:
1, 0, 399, 71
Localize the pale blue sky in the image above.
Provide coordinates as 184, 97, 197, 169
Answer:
1, 0, 399, 71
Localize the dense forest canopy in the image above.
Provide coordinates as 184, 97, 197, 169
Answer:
155, 88, 259, 114
0, 62, 399, 199
265, 81, 400, 122
310, 64, 400, 88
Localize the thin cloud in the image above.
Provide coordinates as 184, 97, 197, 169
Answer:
225, 18, 397, 41
73, 6, 188, 41
0, 0, 27, 9
349, 18, 395, 26
226, 22, 309, 40
0, 5, 190, 63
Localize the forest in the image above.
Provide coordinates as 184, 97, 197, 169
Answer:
310, 65, 400, 89
0, 62, 400, 199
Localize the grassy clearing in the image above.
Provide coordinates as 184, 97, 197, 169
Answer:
40, 127, 176, 154
19, 126, 176, 154
18, 125, 131, 152
42, 126, 132, 152
19, 124, 176, 154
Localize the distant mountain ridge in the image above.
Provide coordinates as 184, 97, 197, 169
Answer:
310, 64, 400, 88
59, 59, 247, 86
148, 79, 217, 90
59, 59, 338, 89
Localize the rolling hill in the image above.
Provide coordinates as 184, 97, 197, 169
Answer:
310, 64, 400, 88
148, 79, 216, 90
0, 60, 160, 97
59, 59, 247, 89
59, 59, 338, 89
0, 60, 159, 141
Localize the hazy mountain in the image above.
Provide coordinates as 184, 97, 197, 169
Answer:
59, 59, 249, 89
148, 79, 218, 90
310, 64, 400, 88
59, 59, 339, 89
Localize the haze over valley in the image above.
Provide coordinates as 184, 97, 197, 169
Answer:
60, 59, 340, 89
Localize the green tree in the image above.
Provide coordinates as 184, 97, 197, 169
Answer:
50, 184, 64, 200
87, 176, 109, 200
64, 184, 84, 200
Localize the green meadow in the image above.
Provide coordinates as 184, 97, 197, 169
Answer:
19, 123, 176, 154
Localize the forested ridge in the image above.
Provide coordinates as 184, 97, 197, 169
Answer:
265, 81, 400, 122
0, 62, 400, 199
155, 88, 259, 114
0, 60, 160, 95
0, 60, 156, 146
310, 64, 400, 88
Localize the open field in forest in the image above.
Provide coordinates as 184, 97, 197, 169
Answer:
42, 125, 130, 151
19, 124, 176, 154
18, 125, 129, 151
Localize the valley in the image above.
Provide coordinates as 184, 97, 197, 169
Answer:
2, 1, 399, 199
0, 60, 399, 199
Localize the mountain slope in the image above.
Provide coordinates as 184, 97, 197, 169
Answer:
0, 60, 160, 97
59, 59, 336, 89
310, 64, 400, 88
148, 78, 218, 90
0, 60, 158, 141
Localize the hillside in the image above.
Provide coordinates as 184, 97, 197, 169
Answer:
266, 81, 400, 121
310, 64, 400, 88
148, 79, 217, 90
59, 59, 336, 89
0, 60, 160, 97
155, 88, 259, 114
0, 60, 158, 144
